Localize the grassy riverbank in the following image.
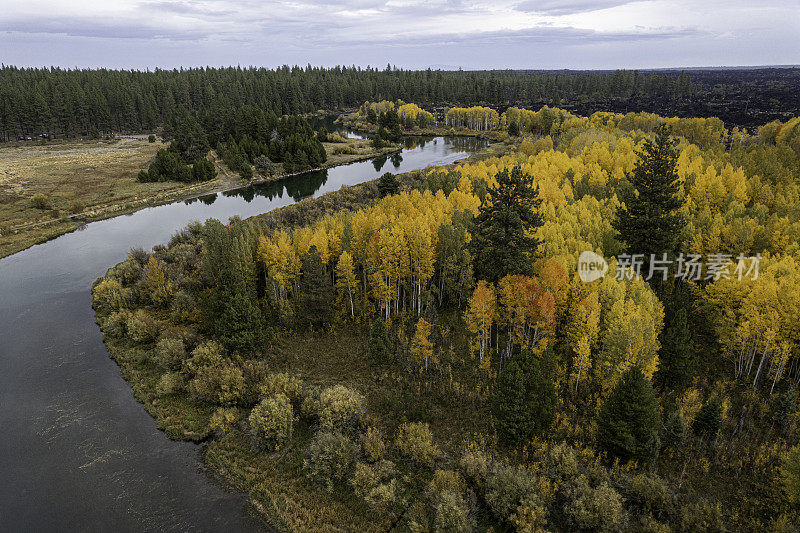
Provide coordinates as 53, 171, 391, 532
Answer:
0, 137, 398, 259
91, 139, 509, 531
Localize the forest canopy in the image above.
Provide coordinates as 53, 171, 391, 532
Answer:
92, 104, 800, 531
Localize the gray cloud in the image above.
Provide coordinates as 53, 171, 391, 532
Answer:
141, 1, 236, 17
514, 0, 640, 16
0, 0, 796, 69
316, 24, 706, 49
2, 17, 211, 40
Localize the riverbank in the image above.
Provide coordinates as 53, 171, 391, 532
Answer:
337, 112, 511, 143
91, 138, 510, 531
0, 137, 400, 260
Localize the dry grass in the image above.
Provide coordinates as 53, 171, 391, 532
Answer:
322, 138, 398, 167
0, 138, 183, 257
0, 137, 399, 259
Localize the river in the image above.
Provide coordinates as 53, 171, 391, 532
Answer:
0, 133, 487, 531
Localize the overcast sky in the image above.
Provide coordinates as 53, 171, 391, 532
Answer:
1, 0, 798, 70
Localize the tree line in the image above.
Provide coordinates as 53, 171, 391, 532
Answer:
0, 65, 701, 141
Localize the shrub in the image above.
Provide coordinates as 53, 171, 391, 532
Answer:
327, 133, 348, 143
126, 309, 160, 343
300, 385, 322, 421
156, 372, 186, 395
148, 134, 156, 143
781, 445, 800, 505
366, 478, 401, 514
459, 446, 491, 492
426, 469, 467, 504
510, 494, 548, 533
189, 361, 247, 406
352, 462, 381, 499
319, 385, 364, 431
154, 336, 186, 370
679, 500, 724, 532
395, 422, 440, 467
101, 310, 130, 338
209, 407, 240, 435
485, 462, 537, 522
92, 278, 127, 312
434, 491, 472, 533
629, 473, 671, 513
361, 426, 386, 462
240, 359, 270, 406
543, 442, 579, 480
260, 372, 303, 404
249, 393, 294, 451
170, 290, 198, 322
254, 155, 276, 175
30, 193, 50, 209
183, 341, 225, 375
351, 460, 396, 499
565, 478, 624, 532
304, 431, 358, 491
108, 259, 141, 286
332, 145, 357, 155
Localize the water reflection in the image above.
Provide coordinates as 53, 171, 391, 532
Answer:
203, 135, 487, 207
0, 129, 488, 532
372, 154, 387, 172
307, 115, 366, 140
390, 152, 403, 168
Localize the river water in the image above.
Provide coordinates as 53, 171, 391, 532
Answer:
0, 133, 487, 531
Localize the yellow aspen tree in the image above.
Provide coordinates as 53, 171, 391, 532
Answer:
497, 275, 528, 362
569, 292, 600, 393
411, 317, 435, 372
146, 254, 173, 307
464, 281, 496, 364
379, 225, 409, 316
335, 251, 357, 317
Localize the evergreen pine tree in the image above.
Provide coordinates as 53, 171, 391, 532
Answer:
612, 124, 684, 262
300, 246, 333, 327
598, 366, 661, 462
771, 386, 798, 432
507, 120, 519, 136
692, 398, 722, 440
368, 318, 392, 363
657, 307, 694, 390
662, 410, 686, 449
493, 349, 556, 446
200, 220, 264, 353
377, 172, 400, 198
470, 165, 543, 282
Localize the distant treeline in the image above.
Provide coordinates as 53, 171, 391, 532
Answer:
0, 66, 689, 140
1, 65, 798, 141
